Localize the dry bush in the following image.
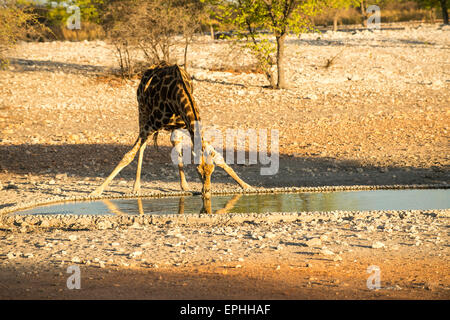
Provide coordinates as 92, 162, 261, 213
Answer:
102, 0, 204, 79
380, 1, 432, 23
127, 1, 184, 64
100, 0, 144, 79
48, 21, 105, 41
0, 1, 47, 67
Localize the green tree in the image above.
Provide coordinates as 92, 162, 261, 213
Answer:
42, 0, 103, 26
213, 0, 321, 89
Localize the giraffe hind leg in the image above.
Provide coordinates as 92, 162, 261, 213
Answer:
91, 137, 143, 196
171, 130, 189, 191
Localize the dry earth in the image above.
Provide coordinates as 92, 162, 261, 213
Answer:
0, 22, 449, 300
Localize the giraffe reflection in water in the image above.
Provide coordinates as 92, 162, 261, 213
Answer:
102, 194, 243, 215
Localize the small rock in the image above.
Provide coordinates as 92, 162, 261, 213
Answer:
71, 257, 81, 263
304, 93, 318, 100
19, 227, 28, 233
305, 238, 322, 247
6, 252, 16, 259
425, 283, 437, 291
321, 249, 334, 256
97, 221, 111, 230
129, 251, 143, 258
68, 235, 77, 241
333, 255, 342, 262
140, 242, 152, 248
40, 220, 50, 228
371, 241, 385, 249
129, 222, 141, 229
264, 232, 276, 239
4, 184, 18, 190
55, 173, 68, 180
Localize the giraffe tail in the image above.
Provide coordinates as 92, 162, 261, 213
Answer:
152, 131, 161, 153
147, 130, 163, 156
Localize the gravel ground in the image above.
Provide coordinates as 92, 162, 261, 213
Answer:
0, 208, 448, 299
0, 22, 449, 299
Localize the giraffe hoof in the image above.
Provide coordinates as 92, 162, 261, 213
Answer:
90, 189, 103, 197
180, 181, 189, 191
132, 183, 141, 194
241, 183, 253, 190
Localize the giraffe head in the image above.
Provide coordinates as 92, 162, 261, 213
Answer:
197, 152, 215, 199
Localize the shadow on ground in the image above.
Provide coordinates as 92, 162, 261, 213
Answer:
0, 262, 447, 300
1, 143, 448, 188
6, 58, 114, 76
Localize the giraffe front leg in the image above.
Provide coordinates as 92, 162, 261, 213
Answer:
133, 139, 148, 194
171, 130, 189, 191
216, 162, 253, 190
200, 196, 212, 214
204, 142, 253, 190
91, 138, 142, 196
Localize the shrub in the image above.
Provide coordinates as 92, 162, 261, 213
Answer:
0, 1, 47, 66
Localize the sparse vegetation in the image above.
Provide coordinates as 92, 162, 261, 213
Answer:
101, 0, 207, 78
325, 0, 361, 31
212, 0, 321, 89
0, 1, 47, 67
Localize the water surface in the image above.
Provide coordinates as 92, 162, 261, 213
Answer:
12, 188, 450, 215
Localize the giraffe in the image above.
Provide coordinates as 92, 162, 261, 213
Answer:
91, 61, 252, 199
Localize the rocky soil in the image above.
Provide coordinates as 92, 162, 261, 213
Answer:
0, 22, 449, 299
0, 208, 448, 299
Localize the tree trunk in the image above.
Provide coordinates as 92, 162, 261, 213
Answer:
275, 33, 287, 89
360, 0, 367, 27
184, 38, 189, 69
265, 70, 276, 89
210, 24, 215, 41
333, 14, 339, 32
440, 0, 449, 24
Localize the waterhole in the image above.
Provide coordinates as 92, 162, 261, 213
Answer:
11, 188, 450, 216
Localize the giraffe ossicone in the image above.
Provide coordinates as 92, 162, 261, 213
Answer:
91, 62, 252, 200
